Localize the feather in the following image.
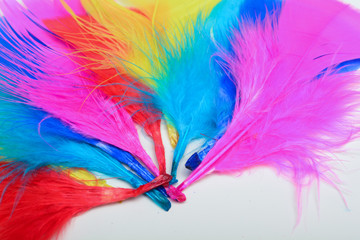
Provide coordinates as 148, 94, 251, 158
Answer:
179, 0, 360, 207
36, 111, 185, 201
64, 168, 112, 187
131, 18, 225, 182
42, 14, 168, 175
0, 3, 160, 176
185, 78, 235, 171
186, 0, 283, 170
0, 162, 171, 240
116, 0, 221, 27
0, 97, 171, 210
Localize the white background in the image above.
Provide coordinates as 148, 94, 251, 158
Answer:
8, 0, 358, 239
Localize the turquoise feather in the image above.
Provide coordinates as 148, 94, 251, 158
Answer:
0, 97, 171, 211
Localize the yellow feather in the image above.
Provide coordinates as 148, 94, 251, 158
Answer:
167, 124, 179, 148
64, 168, 113, 187
75, 0, 157, 86
70, 0, 220, 86
118, 0, 220, 28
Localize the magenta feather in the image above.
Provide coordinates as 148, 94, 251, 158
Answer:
179, 0, 360, 203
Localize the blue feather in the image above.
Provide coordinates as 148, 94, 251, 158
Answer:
40, 116, 170, 198
207, 0, 282, 52
315, 58, 360, 80
0, 97, 171, 210
141, 18, 225, 182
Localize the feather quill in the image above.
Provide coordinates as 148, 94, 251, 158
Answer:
0, 162, 171, 240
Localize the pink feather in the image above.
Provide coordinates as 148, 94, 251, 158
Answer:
179, 0, 360, 203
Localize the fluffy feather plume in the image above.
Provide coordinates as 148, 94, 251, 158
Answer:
0, 2, 160, 176
0, 162, 171, 240
140, 18, 228, 182
42, 14, 167, 175
186, 0, 283, 170
179, 0, 360, 207
0, 97, 171, 210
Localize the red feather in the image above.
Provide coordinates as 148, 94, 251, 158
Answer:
0, 162, 171, 240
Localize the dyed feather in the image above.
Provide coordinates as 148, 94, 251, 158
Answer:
117, 0, 221, 27
132, 18, 225, 182
0, 3, 159, 176
0, 97, 171, 210
186, 0, 283, 170
42, 14, 167, 175
35, 115, 168, 194
65, 168, 112, 187
0, 162, 171, 240
179, 0, 360, 206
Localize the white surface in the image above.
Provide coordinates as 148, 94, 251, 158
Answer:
55, 0, 360, 239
